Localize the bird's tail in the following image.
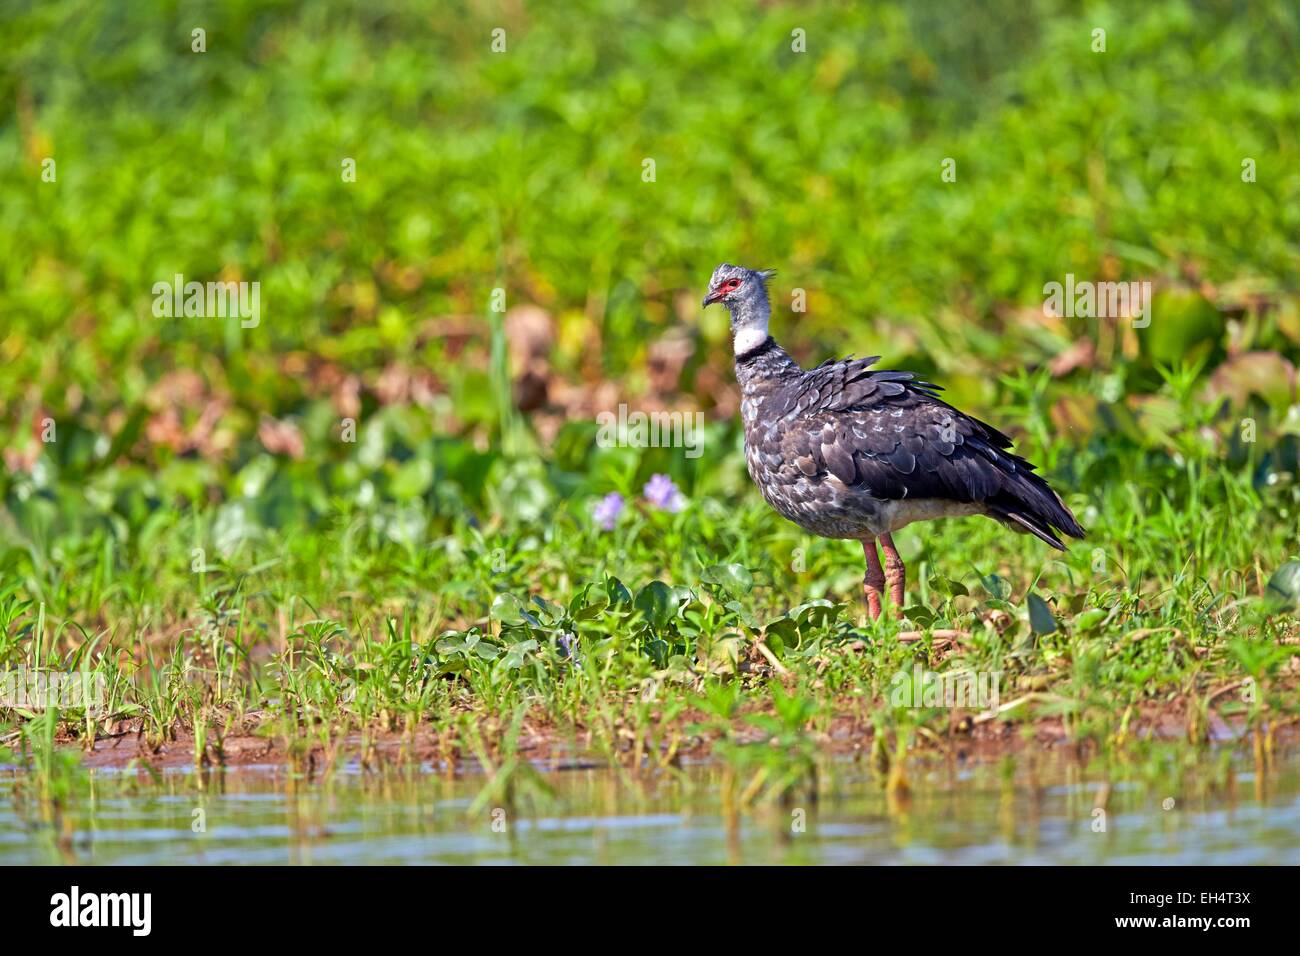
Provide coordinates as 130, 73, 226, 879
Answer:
986, 465, 1086, 552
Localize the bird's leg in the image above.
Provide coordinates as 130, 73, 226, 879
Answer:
879, 532, 906, 608
862, 538, 885, 620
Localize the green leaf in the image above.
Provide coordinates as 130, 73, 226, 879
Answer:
105, 404, 149, 463
1027, 593, 1058, 635
789, 600, 840, 628
724, 599, 758, 630
1072, 608, 1109, 632
435, 657, 467, 676
490, 593, 527, 625
644, 638, 670, 667
903, 605, 934, 627
931, 577, 968, 598
574, 598, 608, 621
980, 572, 1010, 601
235, 454, 277, 499
502, 639, 538, 668
567, 583, 594, 616
434, 635, 468, 656
1141, 288, 1224, 367
1265, 561, 1300, 610
764, 615, 798, 646
702, 563, 754, 598
605, 576, 633, 607
530, 594, 564, 623
391, 457, 433, 499
634, 581, 679, 631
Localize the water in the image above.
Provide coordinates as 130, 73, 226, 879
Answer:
3, 752, 1299, 864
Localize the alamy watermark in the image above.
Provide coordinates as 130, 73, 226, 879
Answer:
889, 664, 1002, 710
0, 668, 106, 715
152, 274, 260, 328
595, 404, 704, 459
50, 886, 151, 936
1043, 274, 1151, 328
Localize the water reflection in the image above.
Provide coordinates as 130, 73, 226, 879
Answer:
2, 750, 1298, 865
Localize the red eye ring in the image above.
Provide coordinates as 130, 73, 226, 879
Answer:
723, 278, 742, 291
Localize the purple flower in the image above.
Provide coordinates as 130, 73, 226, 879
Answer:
642, 473, 685, 513
557, 632, 582, 664
593, 492, 625, 531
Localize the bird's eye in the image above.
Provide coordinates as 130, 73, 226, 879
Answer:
724, 278, 742, 290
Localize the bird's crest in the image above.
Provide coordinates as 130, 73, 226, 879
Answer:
709, 263, 776, 287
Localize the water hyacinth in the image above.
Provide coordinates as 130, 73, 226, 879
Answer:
556, 632, 582, 665
592, 492, 625, 531
642, 473, 685, 513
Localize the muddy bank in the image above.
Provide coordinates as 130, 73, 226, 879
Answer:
46, 701, 1296, 774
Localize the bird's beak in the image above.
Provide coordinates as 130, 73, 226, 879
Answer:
702, 289, 722, 308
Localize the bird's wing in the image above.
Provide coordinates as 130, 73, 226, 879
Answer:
762, 356, 1084, 547
771, 355, 936, 413
774, 387, 1004, 502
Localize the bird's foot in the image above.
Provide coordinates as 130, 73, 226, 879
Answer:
863, 582, 884, 620
862, 538, 887, 621
885, 576, 904, 608
880, 532, 907, 609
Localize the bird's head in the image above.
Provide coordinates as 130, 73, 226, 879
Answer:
701, 263, 774, 310
702, 263, 775, 354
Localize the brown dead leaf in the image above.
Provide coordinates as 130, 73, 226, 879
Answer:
647, 328, 695, 396
1048, 338, 1095, 377
334, 374, 362, 419
372, 362, 440, 407
258, 416, 304, 459
504, 305, 553, 366
1205, 351, 1296, 411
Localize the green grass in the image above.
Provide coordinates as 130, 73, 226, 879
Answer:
0, 424, 1296, 785
0, 0, 1298, 805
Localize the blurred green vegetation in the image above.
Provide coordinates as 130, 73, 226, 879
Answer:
4, 1, 1298, 412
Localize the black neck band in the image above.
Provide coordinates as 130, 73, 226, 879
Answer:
735, 335, 775, 363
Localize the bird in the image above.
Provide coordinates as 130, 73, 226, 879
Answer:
702, 263, 1085, 620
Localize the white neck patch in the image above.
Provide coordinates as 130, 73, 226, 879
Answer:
733, 326, 769, 357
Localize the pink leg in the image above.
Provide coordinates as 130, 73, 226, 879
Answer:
880, 532, 905, 608
862, 538, 885, 620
